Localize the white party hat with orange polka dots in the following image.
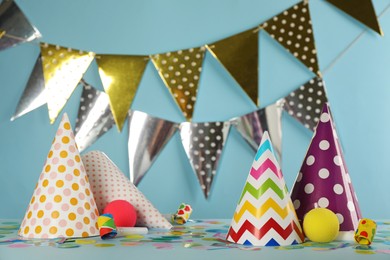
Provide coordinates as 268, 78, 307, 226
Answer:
18, 113, 100, 239
81, 150, 172, 229
290, 103, 362, 240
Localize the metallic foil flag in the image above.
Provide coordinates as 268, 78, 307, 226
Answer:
261, 1, 321, 77
290, 103, 362, 239
226, 132, 304, 246
11, 55, 46, 121
180, 121, 231, 198
74, 81, 115, 152
283, 77, 328, 131
232, 101, 283, 161
40, 43, 95, 124
0, 0, 41, 51
151, 47, 206, 121
96, 55, 149, 132
128, 110, 178, 185
206, 28, 259, 106
326, 0, 383, 36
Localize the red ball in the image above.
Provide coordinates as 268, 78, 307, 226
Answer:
103, 200, 137, 227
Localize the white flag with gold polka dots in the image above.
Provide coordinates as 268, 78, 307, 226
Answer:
18, 113, 100, 239
40, 43, 95, 124
151, 47, 206, 121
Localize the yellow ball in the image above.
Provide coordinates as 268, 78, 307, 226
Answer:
303, 208, 339, 243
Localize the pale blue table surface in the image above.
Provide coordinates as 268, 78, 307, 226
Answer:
1, 219, 390, 260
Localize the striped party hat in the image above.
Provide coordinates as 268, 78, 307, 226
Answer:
226, 131, 304, 246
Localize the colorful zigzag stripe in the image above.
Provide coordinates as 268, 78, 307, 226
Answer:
226, 132, 303, 246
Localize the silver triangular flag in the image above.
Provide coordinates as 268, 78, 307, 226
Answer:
179, 121, 231, 198
283, 77, 328, 131
0, 0, 41, 51
128, 110, 178, 185
232, 101, 283, 161
74, 83, 115, 152
11, 55, 46, 121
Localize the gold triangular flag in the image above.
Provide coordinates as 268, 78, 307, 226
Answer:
151, 47, 206, 121
262, 1, 321, 77
326, 0, 383, 36
96, 55, 149, 132
40, 43, 95, 124
0, 30, 5, 38
206, 28, 259, 106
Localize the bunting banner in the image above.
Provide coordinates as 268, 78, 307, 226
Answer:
74, 82, 115, 152
151, 47, 206, 121
283, 76, 328, 131
11, 55, 46, 121
180, 121, 231, 198
40, 43, 95, 124
128, 110, 178, 185
0, 0, 41, 51
261, 1, 321, 77
96, 54, 149, 132
3, 0, 386, 200
232, 101, 283, 161
206, 28, 259, 106
326, 0, 383, 36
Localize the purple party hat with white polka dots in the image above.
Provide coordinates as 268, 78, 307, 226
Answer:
290, 103, 362, 239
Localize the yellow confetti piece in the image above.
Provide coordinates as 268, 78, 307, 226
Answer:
75, 239, 97, 245
355, 250, 376, 255
125, 234, 144, 240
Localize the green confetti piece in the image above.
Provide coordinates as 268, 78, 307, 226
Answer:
0, 225, 19, 230
275, 245, 304, 250
0, 231, 13, 234
1, 222, 20, 225
57, 243, 80, 249
183, 242, 203, 248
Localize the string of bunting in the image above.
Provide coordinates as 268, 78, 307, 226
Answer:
6, 0, 383, 126
1, 0, 385, 198
73, 76, 328, 199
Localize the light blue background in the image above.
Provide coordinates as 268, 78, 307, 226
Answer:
1, 0, 390, 220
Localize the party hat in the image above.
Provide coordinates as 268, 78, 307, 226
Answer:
290, 103, 362, 239
81, 151, 172, 229
226, 132, 304, 246
18, 113, 100, 239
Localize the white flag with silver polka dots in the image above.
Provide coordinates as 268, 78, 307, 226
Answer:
179, 121, 231, 198
74, 83, 115, 152
283, 77, 328, 131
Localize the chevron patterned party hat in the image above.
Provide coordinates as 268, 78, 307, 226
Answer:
226, 131, 304, 246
